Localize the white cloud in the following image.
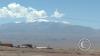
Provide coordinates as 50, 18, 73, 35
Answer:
0, 3, 70, 24
30, 19, 49, 23
26, 10, 48, 22
0, 3, 48, 23
61, 21, 70, 24
15, 21, 21, 23
51, 9, 64, 18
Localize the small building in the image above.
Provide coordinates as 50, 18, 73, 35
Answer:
0, 43, 13, 47
20, 44, 33, 48
36, 46, 53, 49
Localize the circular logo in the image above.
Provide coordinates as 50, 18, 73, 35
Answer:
78, 38, 91, 51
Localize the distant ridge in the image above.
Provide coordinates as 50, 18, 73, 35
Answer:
0, 22, 100, 49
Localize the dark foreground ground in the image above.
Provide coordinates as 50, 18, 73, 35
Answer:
0, 47, 100, 56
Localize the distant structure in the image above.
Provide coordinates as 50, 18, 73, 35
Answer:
36, 46, 53, 49
36, 47, 49, 49
0, 41, 53, 49
0, 43, 13, 47
19, 44, 33, 48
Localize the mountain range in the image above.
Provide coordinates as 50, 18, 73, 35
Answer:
0, 21, 100, 49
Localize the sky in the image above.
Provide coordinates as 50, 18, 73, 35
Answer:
0, 0, 100, 29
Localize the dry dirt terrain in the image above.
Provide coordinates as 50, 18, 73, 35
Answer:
0, 47, 99, 56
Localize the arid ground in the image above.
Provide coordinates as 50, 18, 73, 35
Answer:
0, 47, 100, 56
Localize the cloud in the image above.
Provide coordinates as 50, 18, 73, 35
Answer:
61, 21, 70, 24
15, 21, 21, 24
51, 9, 64, 18
0, 3, 48, 22
0, 3, 70, 24
26, 10, 48, 22
30, 19, 49, 23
